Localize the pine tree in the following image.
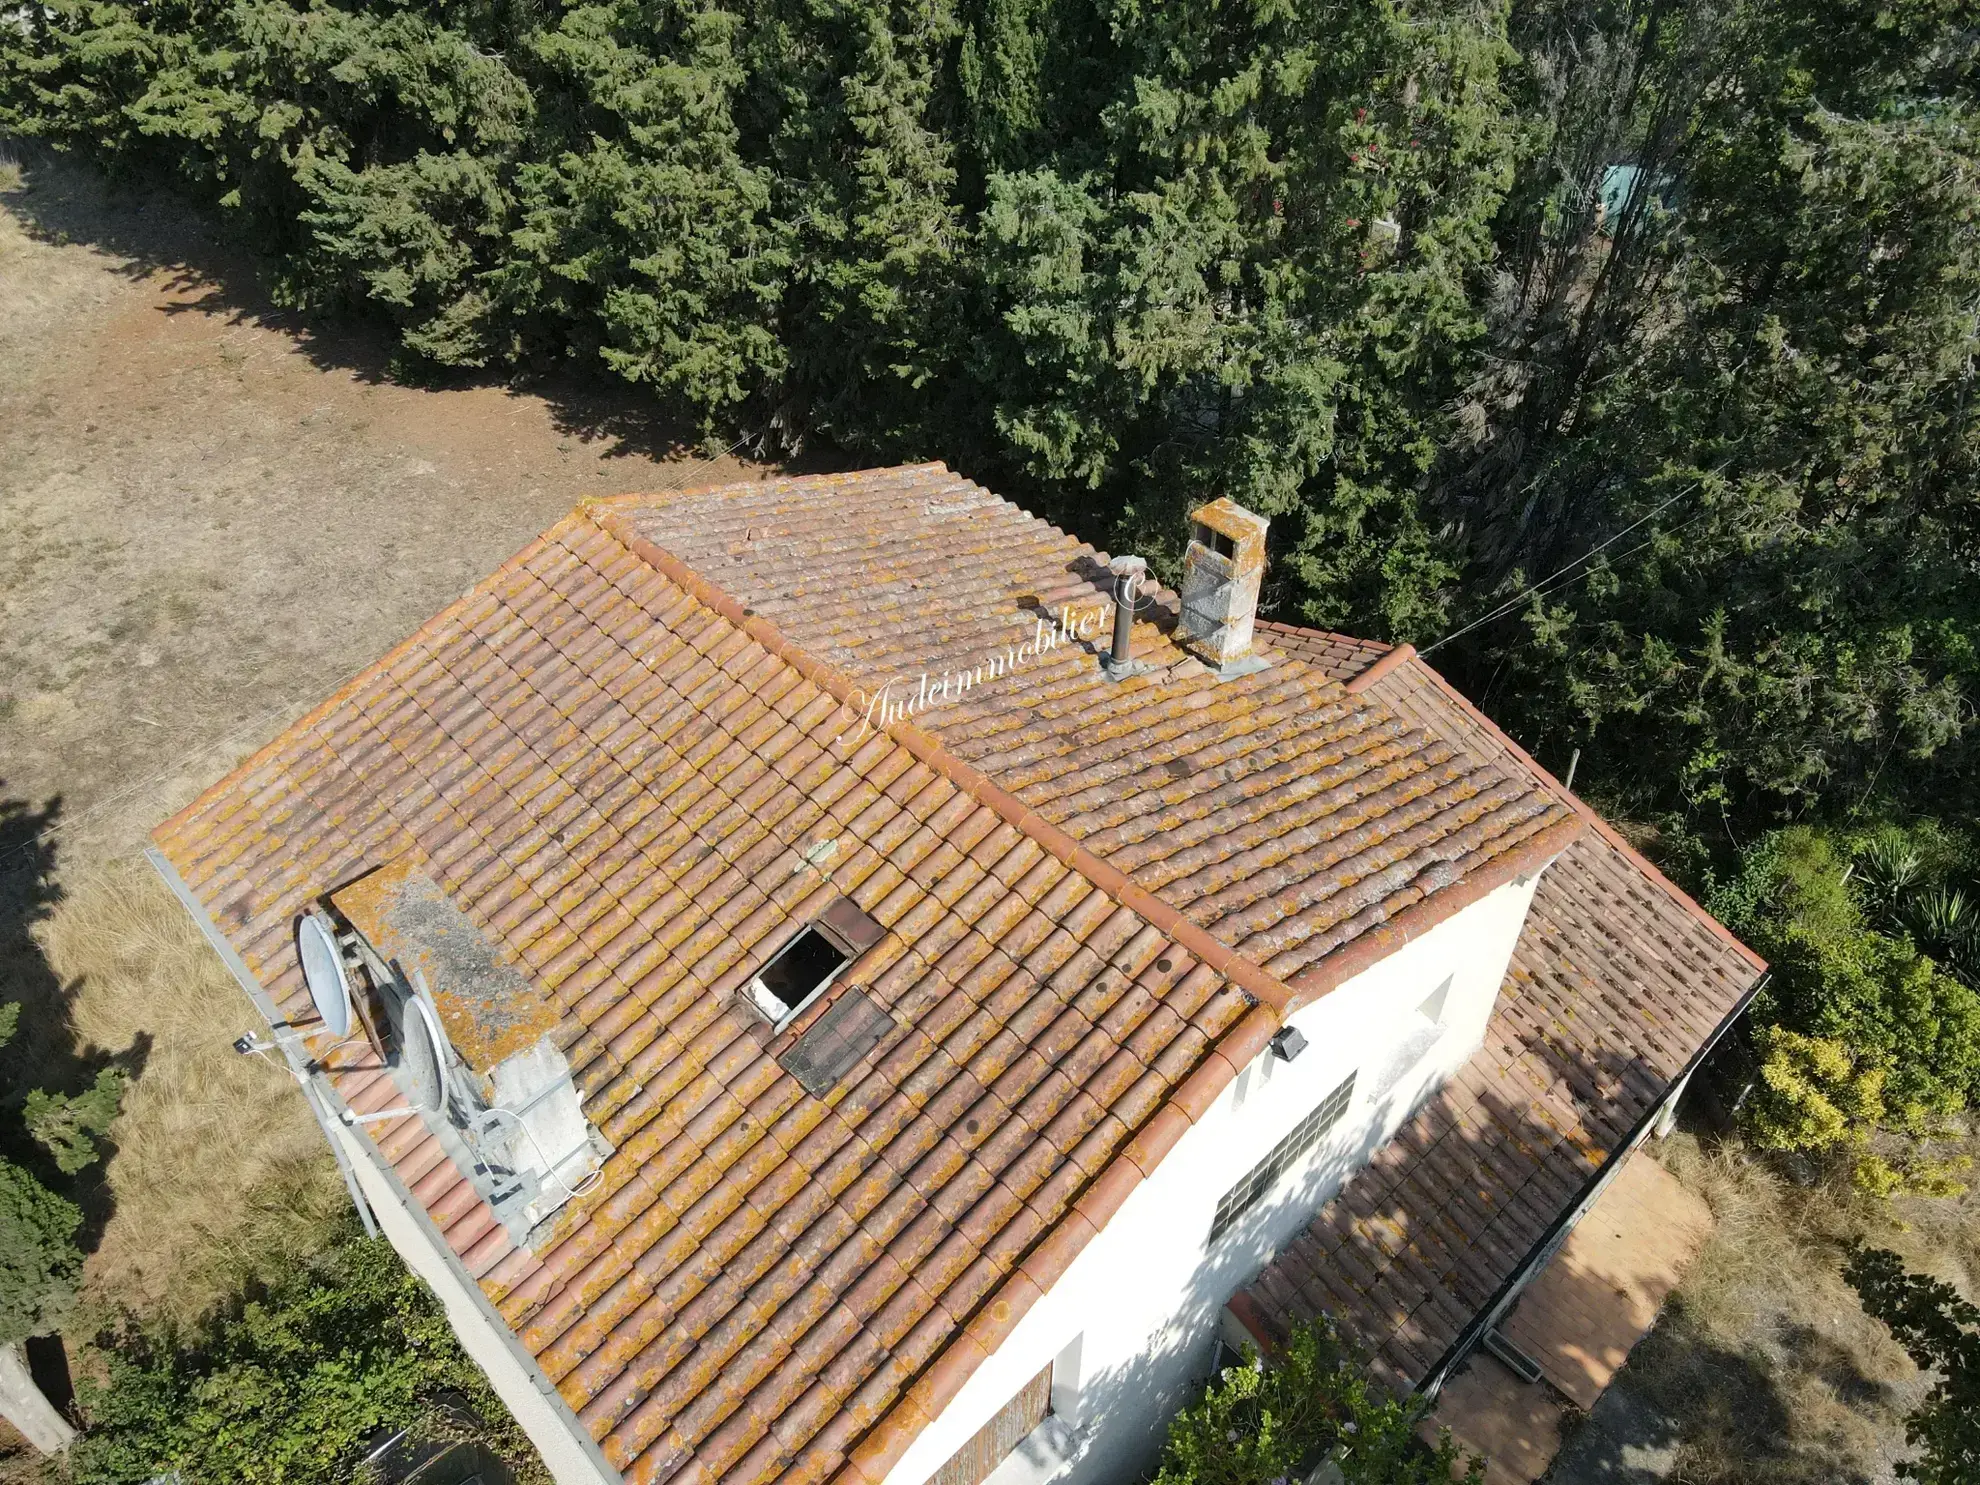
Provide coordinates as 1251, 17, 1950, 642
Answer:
1431, 0, 1980, 819
0, 1002, 92, 1452
499, 0, 789, 420
971, 0, 1521, 632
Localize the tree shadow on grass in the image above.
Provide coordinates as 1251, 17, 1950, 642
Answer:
0, 143, 848, 474
1537, 1322, 1788, 1485
1583, 1299, 1886, 1485
0, 790, 151, 1255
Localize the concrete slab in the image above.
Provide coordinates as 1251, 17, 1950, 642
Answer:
1502, 1151, 1713, 1411
1424, 1354, 1567, 1485
1423, 1149, 1713, 1484
1544, 1385, 1681, 1484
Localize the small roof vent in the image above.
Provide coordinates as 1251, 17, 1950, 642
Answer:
1101, 554, 1154, 681
1179, 498, 1271, 678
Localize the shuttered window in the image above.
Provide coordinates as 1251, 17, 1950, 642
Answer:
927, 1363, 1052, 1485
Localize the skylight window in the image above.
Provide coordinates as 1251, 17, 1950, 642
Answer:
750, 927, 850, 1029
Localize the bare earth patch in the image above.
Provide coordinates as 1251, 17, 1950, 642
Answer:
0, 145, 778, 861
1548, 1131, 1980, 1485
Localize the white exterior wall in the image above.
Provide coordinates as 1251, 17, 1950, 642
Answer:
882, 872, 1545, 1485
335, 1122, 620, 1485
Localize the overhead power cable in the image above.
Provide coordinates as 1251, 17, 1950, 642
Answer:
1419, 478, 1710, 658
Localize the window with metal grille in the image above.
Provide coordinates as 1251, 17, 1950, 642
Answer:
1208, 1071, 1357, 1244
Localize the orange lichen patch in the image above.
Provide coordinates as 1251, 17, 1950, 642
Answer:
614, 466, 1580, 990
332, 857, 562, 1073
1237, 830, 1763, 1397
150, 465, 1651, 1485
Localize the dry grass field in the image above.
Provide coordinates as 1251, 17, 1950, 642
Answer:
32, 859, 350, 1320
1552, 1130, 1980, 1485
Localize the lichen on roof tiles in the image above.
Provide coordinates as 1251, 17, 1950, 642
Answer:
611, 470, 1578, 988
154, 465, 1605, 1485
1233, 828, 1763, 1392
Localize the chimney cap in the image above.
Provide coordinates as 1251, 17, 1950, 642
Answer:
1108, 553, 1148, 579
1180, 498, 1271, 677
1188, 498, 1269, 559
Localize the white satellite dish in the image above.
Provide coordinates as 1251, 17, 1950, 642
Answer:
296, 913, 353, 1039
342, 980, 451, 1128
399, 994, 449, 1115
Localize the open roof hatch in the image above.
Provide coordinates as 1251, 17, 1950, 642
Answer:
751, 897, 900, 1096
746, 897, 885, 1029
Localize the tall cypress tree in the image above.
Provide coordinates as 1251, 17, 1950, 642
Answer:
1434, 0, 1980, 820
971, 0, 1522, 630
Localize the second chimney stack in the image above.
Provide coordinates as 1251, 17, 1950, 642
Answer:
1179, 498, 1269, 676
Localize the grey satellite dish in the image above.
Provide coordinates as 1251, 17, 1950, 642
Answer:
399, 994, 449, 1115
296, 914, 353, 1039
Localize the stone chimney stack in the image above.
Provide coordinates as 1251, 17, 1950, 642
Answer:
1179, 498, 1270, 677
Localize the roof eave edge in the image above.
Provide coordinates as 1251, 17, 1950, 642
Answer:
1379, 654, 1767, 976
1282, 811, 1587, 1012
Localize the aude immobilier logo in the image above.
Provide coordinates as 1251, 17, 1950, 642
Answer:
834, 602, 1112, 749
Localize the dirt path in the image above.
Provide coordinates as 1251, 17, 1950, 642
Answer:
1, 147, 780, 864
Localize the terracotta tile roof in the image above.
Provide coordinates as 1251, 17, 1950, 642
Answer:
152, 503, 1268, 1485
1230, 827, 1764, 1393
1253, 620, 1392, 684
608, 469, 1578, 998
153, 466, 1595, 1485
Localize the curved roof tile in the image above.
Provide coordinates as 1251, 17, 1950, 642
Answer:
154, 465, 1605, 1485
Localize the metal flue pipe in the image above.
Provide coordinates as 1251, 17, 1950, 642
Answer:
1107, 554, 1147, 673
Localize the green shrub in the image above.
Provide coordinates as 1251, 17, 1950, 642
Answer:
1151, 1316, 1481, 1485
1710, 828, 1980, 1186
0, 999, 106, 1345
1742, 1026, 1885, 1160
25, 1066, 127, 1175
67, 1233, 545, 1485
0, 1157, 82, 1347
